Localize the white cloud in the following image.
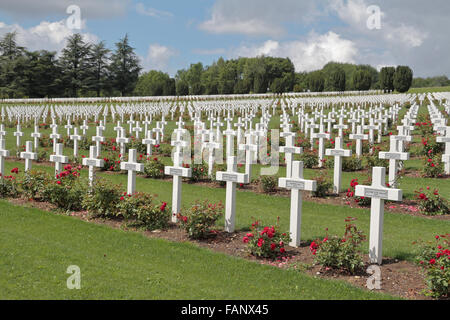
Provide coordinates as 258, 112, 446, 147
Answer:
135, 3, 173, 18
142, 44, 178, 73
199, 0, 325, 37
0, 0, 130, 18
232, 32, 358, 72
0, 20, 98, 53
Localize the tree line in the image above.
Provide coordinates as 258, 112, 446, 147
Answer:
0, 32, 416, 98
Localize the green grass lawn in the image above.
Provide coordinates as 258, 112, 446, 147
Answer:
0, 200, 396, 300
3, 159, 449, 263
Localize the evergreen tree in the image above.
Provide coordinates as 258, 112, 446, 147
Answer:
109, 34, 141, 96
379, 67, 396, 93
393, 66, 413, 93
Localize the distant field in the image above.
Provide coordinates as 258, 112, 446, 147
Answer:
407, 86, 450, 94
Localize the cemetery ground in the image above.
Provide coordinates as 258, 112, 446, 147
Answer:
1, 101, 449, 300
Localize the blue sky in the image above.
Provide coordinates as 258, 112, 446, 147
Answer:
0, 0, 449, 77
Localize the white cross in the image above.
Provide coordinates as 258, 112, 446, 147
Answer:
49, 125, 61, 153
92, 126, 105, 158
0, 124, 6, 140
216, 156, 249, 233
82, 146, 104, 188
325, 137, 352, 194
311, 124, 330, 168
80, 120, 89, 136
70, 127, 83, 158
379, 136, 410, 188
120, 149, 144, 195
223, 123, 237, 158
278, 161, 317, 247
234, 117, 245, 145
20, 141, 37, 172
355, 167, 402, 265
31, 125, 41, 151
127, 115, 135, 135
202, 131, 221, 176
0, 138, 10, 180
152, 122, 163, 143
436, 127, 450, 174
238, 133, 258, 179
132, 121, 143, 139
142, 130, 158, 156
280, 132, 303, 178
64, 120, 73, 136
114, 121, 123, 139
363, 118, 377, 145
333, 116, 348, 138
164, 150, 192, 223
116, 128, 129, 161
349, 125, 369, 158
14, 124, 24, 150
50, 143, 68, 177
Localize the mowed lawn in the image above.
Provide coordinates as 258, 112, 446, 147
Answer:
0, 200, 396, 300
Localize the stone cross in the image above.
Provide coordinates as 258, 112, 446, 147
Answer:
31, 125, 41, 151
49, 125, 61, 153
20, 141, 37, 172
202, 130, 221, 176
164, 150, 192, 223
325, 137, 352, 194
379, 136, 410, 188
80, 120, 89, 136
116, 128, 129, 161
14, 123, 24, 152
114, 121, 123, 139
349, 125, 369, 158
64, 119, 73, 136
132, 121, 143, 139
278, 161, 317, 247
127, 115, 135, 135
280, 131, 302, 177
234, 117, 245, 145
0, 138, 10, 180
82, 146, 104, 188
92, 126, 105, 158
0, 124, 6, 140
152, 122, 163, 143
311, 124, 330, 168
120, 149, 144, 195
436, 127, 450, 174
70, 127, 83, 158
216, 156, 249, 233
223, 123, 237, 158
363, 118, 378, 145
238, 133, 258, 179
142, 130, 158, 156
333, 116, 348, 138
355, 167, 402, 265
50, 143, 68, 177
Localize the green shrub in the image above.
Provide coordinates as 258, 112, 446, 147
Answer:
299, 150, 318, 168
243, 219, 291, 259
0, 175, 20, 198
415, 187, 450, 216
259, 175, 277, 193
21, 169, 51, 200
82, 178, 123, 218
156, 143, 172, 157
422, 156, 444, 178
312, 170, 333, 198
310, 218, 366, 274
144, 157, 165, 179
342, 155, 363, 172
188, 161, 209, 182
117, 192, 170, 230
177, 200, 224, 239
421, 136, 444, 157
414, 234, 450, 298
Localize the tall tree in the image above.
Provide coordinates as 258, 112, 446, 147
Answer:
0, 32, 26, 98
379, 67, 396, 93
89, 41, 110, 97
352, 68, 372, 91
109, 34, 141, 96
393, 66, 413, 93
58, 33, 92, 97
308, 71, 324, 92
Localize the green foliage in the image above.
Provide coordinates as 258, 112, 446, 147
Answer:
243, 219, 291, 259
380, 67, 395, 92
422, 155, 444, 178
414, 235, 450, 298
299, 150, 318, 168
187, 161, 209, 182
310, 218, 366, 274
0, 175, 20, 198
177, 200, 224, 239
134, 70, 175, 96
342, 155, 363, 172
82, 178, 123, 218
308, 71, 325, 92
117, 192, 170, 230
259, 175, 278, 193
415, 187, 450, 216
394, 66, 413, 93
143, 157, 165, 179
20, 169, 51, 200
352, 68, 372, 91
312, 170, 333, 198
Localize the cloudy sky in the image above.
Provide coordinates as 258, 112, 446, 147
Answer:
0, 0, 448, 77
